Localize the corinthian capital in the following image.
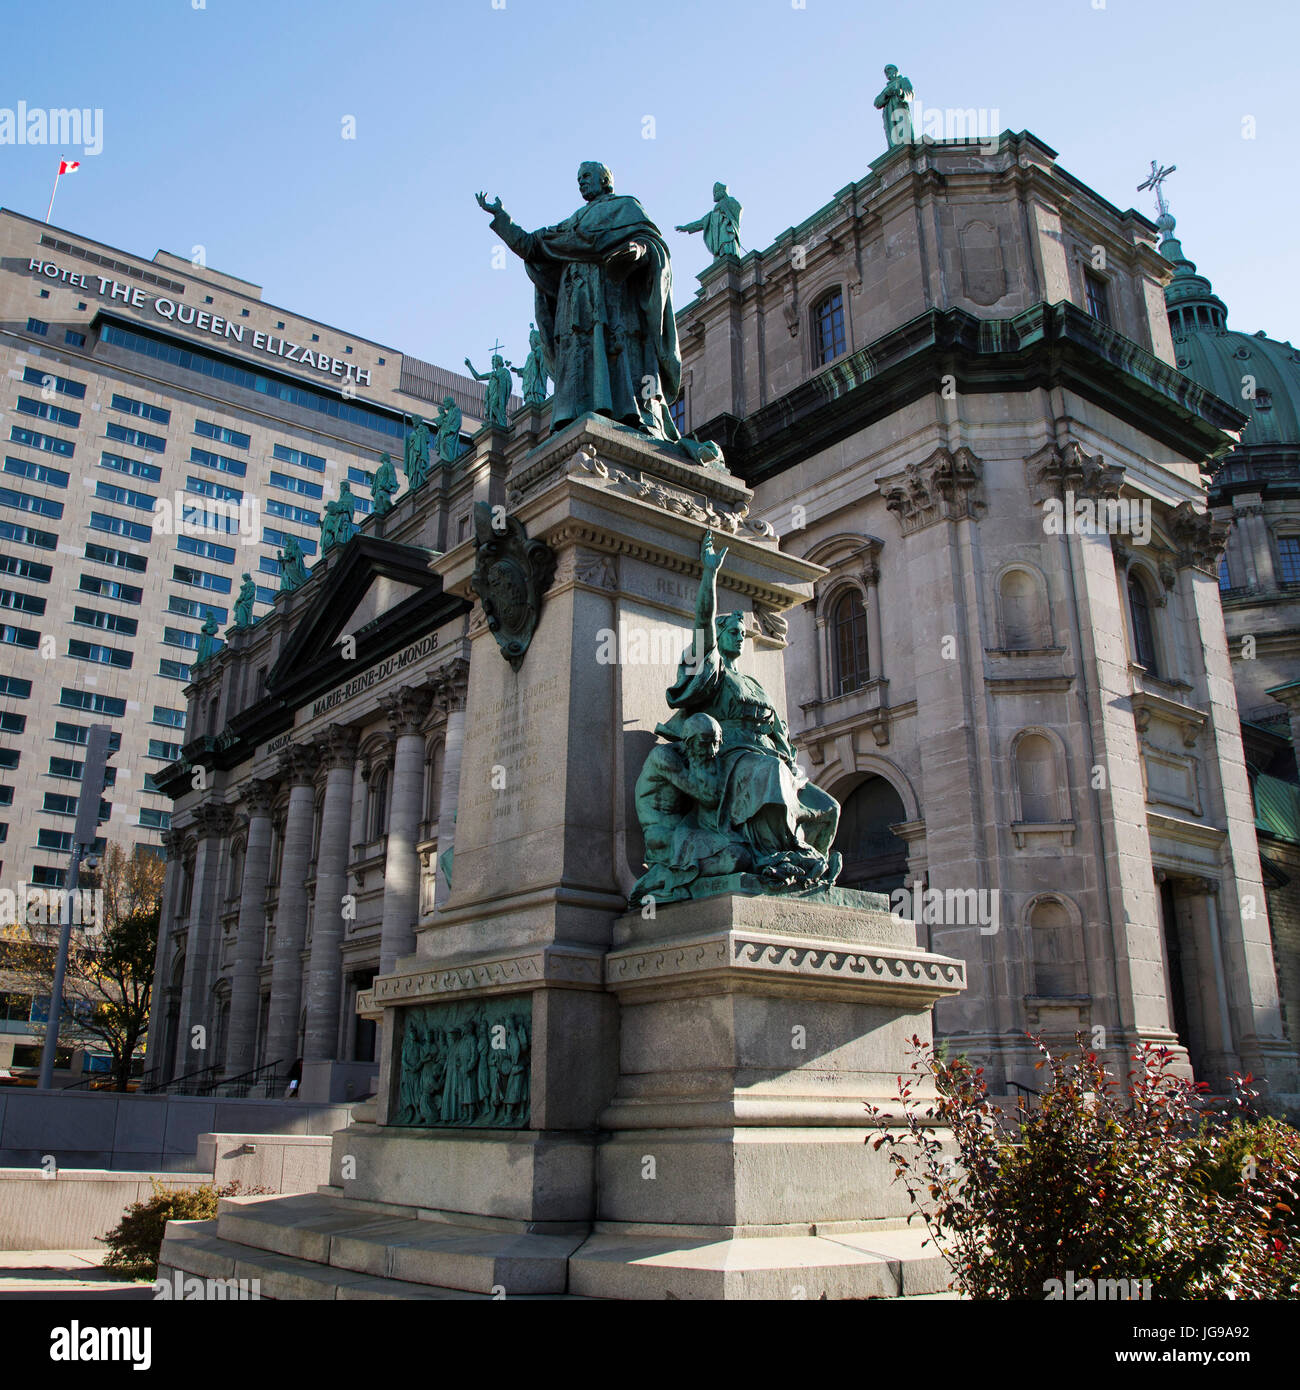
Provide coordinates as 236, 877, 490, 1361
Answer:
1026, 441, 1126, 505
383, 684, 434, 738
239, 777, 277, 818
278, 743, 319, 787
316, 725, 360, 771
191, 803, 236, 840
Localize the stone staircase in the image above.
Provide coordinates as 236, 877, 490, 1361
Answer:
159, 1191, 956, 1300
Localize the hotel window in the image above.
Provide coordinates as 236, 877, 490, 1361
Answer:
111, 394, 171, 426
0, 589, 46, 616
73, 606, 139, 637
167, 595, 226, 624
100, 452, 163, 482
266, 498, 320, 527
177, 535, 236, 564
1, 624, 40, 649
106, 422, 166, 453
95, 481, 156, 512
16, 396, 81, 428
0, 788, 12, 807
64, 331, 86, 347
270, 470, 323, 499
148, 739, 184, 761
80, 574, 143, 604
85, 542, 148, 573
0, 520, 58, 550
10, 426, 74, 457
261, 527, 317, 556
153, 706, 187, 729
172, 563, 232, 593
0, 557, 51, 585
159, 658, 192, 682
1084, 272, 1111, 327
31, 867, 65, 887
259, 556, 284, 578
59, 688, 126, 717
0, 750, 20, 769
669, 395, 686, 434
90, 512, 152, 543
831, 590, 870, 694
22, 366, 85, 399
48, 757, 118, 786
272, 443, 326, 473
1278, 536, 1300, 585
163, 627, 199, 650
186, 475, 243, 503
0, 712, 25, 734
52, 723, 122, 751
26, 317, 49, 336
195, 420, 250, 450
254, 584, 277, 605
0, 676, 33, 697
1126, 571, 1159, 673
0, 486, 63, 520
190, 446, 247, 478
67, 639, 133, 669
5, 456, 69, 487
139, 808, 172, 830
812, 289, 846, 365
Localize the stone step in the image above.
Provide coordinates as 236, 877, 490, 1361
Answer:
212, 1193, 584, 1294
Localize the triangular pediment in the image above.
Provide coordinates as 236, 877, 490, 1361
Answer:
265, 535, 465, 705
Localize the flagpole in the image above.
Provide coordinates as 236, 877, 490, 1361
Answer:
45, 167, 61, 224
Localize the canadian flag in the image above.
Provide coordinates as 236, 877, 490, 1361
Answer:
57, 159, 80, 175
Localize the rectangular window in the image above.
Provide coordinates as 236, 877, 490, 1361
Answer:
59, 688, 126, 717
186, 474, 243, 503
79, 574, 143, 604
4, 455, 69, 487
64, 330, 86, 347
189, 446, 247, 478
0, 588, 46, 616
106, 422, 166, 453
16, 396, 81, 428
22, 365, 85, 399
0, 624, 40, 649
0, 676, 33, 698
0, 555, 52, 584
259, 555, 283, 578
0, 787, 12, 807
66, 639, 133, 669
347, 466, 375, 487
269, 470, 323, 499
42, 793, 111, 820
73, 606, 139, 636
30, 867, 65, 888
84, 542, 148, 574
669, 396, 686, 434
271, 443, 326, 472
110, 394, 171, 425
25, 317, 49, 336
99, 451, 163, 483
1218, 557, 1231, 591
195, 419, 250, 449
1278, 537, 1300, 585
139, 808, 172, 829
147, 738, 183, 761
158, 658, 192, 682
163, 626, 199, 650
0, 749, 20, 769
94, 480, 156, 512
1084, 272, 1111, 326
0, 712, 26, 734
265, 497, 319, 527
172, 563, 232, 594
53, 723, 123, 751
0, 485, 64, 520
262, 527, 317, 556
254, 584, 277, 606
153, 705, 186, 729
90, 511, 152, 542
0, 520, 58, 550
181, 503, 240, 535
176, 534, 235, 564
9, 425, 74, 457
167, 595, 227, 624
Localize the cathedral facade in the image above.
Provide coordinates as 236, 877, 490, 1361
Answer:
148, 130, 1299, 1104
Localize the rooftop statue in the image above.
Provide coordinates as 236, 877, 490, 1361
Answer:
475, 161, 681, 443
464, 351, 514, 430
630, 531, 841, 906
195, 611, 219, 664
233, 573, 256, 629
676, 182, 743, 260
321, 480, 358, 552
511, 324, 549, 407
404, 414, 432, 490
278, 533, 310, 591
371, 450, 399, 516
435, 395, 463, 463
874, 64, 915, 149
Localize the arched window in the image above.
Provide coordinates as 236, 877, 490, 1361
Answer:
227, 839, 245, 898
179, 858, 195, 917
311, 792, 325, 862
1015, 734, 1057, 823
1029, 897, 1077, 997
425, 741, 444, 827
812, 289, 846, 365
999, 568, 1047, 650
368, 767, 390, 840
1127, 571, 1159, 673
831, 589, 869, 694
831, 776, 909, 892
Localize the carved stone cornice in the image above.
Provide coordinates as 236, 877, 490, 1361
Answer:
278, 744, 319, 788
383, 684, 434, 739
191, 803, 236, 840
878, 446, 985, 534
238, 777, 277, 819
1169, 500, 1229, 573
433, 658, 470, 716
315, 725, 360, 772
1025, 441, 1125, 505
370, 945, 605, 1004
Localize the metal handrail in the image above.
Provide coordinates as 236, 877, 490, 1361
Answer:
201, 1058, 284, 1098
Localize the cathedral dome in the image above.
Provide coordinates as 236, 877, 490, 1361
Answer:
1162, 213, 1300, 451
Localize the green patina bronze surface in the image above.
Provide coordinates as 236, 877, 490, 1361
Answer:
403, 417, 432, 490
277, 533, 310, 592
371, 450, 399, 516
630, 531, 841, 906
393, 996, 531, 1129
232, 573, 255, 629
512, 323, 549, 406
465, 352, 514, 430
321, 480, 358, 552
195, 611, 219, 663
676, 182, 743, 259
874, 64, 914, 149
469, 501, 556, 672
434, 396, 463, 463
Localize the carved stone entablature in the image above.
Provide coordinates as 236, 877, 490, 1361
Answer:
278, 744, 318, 787
1169, 500, 1230, 574
191, 803, 236, 840
239, 777, 277, 819
1025, 441, 1125, 505
383, 684, 434, 739
1130, 688, 1208, 748
371, 945, 605, 1005
315, 725, 360, 772
878, 447, 985, 534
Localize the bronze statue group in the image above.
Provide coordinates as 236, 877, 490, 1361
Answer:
396, 1008, 531, 1128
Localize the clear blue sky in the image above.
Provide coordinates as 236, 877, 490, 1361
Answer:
2, 0, 1297, 369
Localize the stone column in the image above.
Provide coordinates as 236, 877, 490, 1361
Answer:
862, 556, 884, 680
378, 685, 434, 975
264, 745, 317, 1074
433, 660, 469, 908
302, 726, 359, 1066
144, 828, 185, 1075
223, 778, 277, 1078
178, 804, 234, 1077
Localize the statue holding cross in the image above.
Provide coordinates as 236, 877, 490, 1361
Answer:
465, 342, 513, 430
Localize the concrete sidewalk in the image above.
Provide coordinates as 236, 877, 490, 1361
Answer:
0, 1250, 155, 1300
